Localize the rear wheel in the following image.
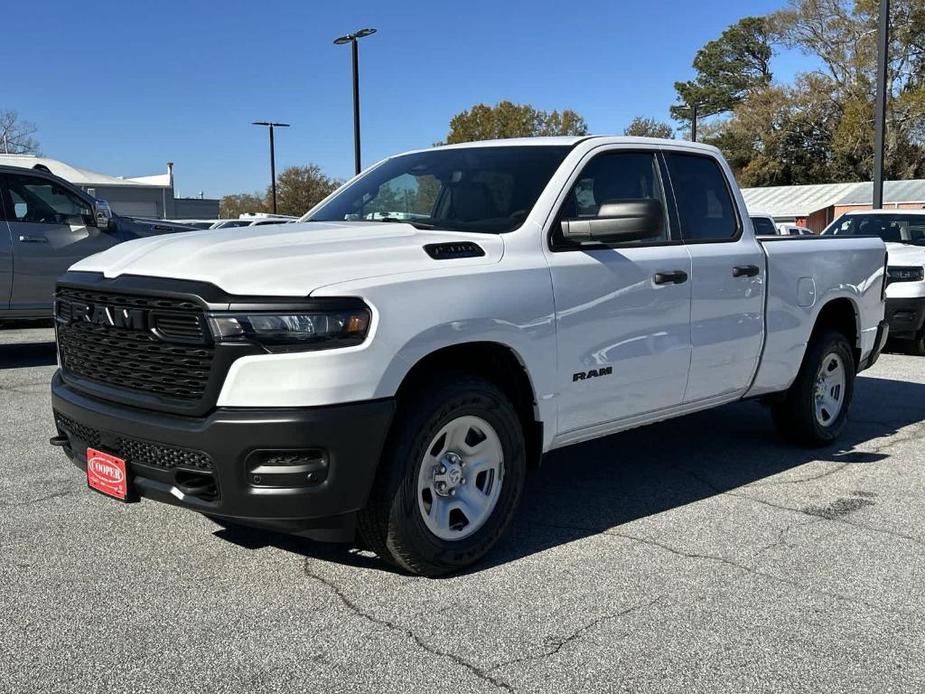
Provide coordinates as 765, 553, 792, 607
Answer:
772, 330, 855, 446
358, 375, 526, 577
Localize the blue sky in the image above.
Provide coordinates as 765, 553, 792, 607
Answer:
5, 0, 813, 199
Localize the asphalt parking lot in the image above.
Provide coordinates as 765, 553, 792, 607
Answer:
1, 323, 923, 694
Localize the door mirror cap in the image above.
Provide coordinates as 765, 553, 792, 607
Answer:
561, 199, 665, 243
93, 199, 114, 231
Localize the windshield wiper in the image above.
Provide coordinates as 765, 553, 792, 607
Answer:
375, 217, 436, 229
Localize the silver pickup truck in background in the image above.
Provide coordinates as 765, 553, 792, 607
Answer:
0, 165, 194, 321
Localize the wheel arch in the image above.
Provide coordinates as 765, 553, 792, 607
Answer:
811, 296, 861, 367
393, 341, 545, 468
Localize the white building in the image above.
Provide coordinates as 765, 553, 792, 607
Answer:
0, 154, 218, 219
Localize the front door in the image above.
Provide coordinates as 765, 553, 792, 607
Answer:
663, 152, 765, 402
545, 149, 693, 435
3, 173, 118, 313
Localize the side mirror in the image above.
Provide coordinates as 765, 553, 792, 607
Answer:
561, 199, 664, 243
93, 199, 115, 231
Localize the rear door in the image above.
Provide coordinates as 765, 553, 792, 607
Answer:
664, 152, 765, 403
545, 148, 692, 434
3, 173, 119, 313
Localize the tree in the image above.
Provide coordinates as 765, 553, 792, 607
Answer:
671, 17, 773, 122
444, 101, 589, 144
273, 165, 341, 217
624, 117, 675, 139
219, 192, 268, 218
0, 111, 40, 154
706, 76, 837, 186
771, 0, 925, 180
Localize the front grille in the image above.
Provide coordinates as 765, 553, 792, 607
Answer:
56, 287, 200, 312
54, 413, 101, 449
55, 287, 213, 402
118, 437, 213, 471
54, 412, 213, 471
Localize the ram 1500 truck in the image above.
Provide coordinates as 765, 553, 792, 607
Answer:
822, 209, 925, 355
49, 137, 889, 576
0, 165, 194, 321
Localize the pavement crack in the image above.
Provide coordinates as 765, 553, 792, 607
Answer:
605, 530, 914, 617
0, 489, 72, 507
488, 596, 664, 673
303, 561, 513, 692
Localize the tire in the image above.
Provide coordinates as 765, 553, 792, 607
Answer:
772, 330, 856, 447
358, 375, 526, 577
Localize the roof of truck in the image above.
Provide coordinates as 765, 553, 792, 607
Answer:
416, 135, 720, 158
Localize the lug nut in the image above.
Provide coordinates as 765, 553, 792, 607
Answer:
438, 465, 446, 474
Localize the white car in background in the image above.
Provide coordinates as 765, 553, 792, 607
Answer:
824, 209, 925, 355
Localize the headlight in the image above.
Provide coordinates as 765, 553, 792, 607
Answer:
208, 308, 370, 352
887, 266, 924, 283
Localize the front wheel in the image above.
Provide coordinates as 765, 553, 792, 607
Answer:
772, 330, 856, 446
358, 376, 526, 577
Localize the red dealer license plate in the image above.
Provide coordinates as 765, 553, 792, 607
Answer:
86, 448, 129, 501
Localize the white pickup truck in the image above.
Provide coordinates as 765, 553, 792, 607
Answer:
50, 137, 888, 576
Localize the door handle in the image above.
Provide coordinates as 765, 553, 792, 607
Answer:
18, 235, 48, 243
653, 270, 688, 285
732, 264, 760, 278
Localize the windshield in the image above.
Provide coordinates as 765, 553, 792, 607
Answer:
307, 145, 572, 233
824, 212, 925, 244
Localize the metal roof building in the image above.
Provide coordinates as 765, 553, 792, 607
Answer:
741, 179, 925, 232
832, 179, 925, 207
0, 154, 218, 220
741, 182, 858, 219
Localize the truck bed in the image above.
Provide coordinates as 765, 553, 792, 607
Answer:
747, 235, 887, 397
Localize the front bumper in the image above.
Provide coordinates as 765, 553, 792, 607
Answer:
51, 371, 395, 541
885, 297, 925, 340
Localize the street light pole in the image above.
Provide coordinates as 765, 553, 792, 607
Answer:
335, 28, 377, 176
252, 121, 290, 214
872, 0, 890, 210
691, 103, 698, 143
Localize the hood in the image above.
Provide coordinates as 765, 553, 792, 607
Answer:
69, 221, 505, 296
886, 242, 925, 266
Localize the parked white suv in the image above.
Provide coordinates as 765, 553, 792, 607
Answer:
50, 137, 888, 575
824, 209, 925, 354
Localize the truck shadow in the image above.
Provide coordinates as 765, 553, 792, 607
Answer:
213, 374, 925, 576
0, 342, 58, 369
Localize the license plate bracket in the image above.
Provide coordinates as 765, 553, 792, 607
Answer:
86, 448, 131, 501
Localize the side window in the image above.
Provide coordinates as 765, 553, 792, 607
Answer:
666, 153, 739, 241
553, 151, 670, 247
7, 175, 92, 226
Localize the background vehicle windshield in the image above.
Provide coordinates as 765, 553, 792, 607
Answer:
308, 145, 572, 233
825, 212, 925, 244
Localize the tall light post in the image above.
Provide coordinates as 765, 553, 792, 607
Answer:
334, 28, 377, 176
872, 0, 890, 210
252, 121, 290, 214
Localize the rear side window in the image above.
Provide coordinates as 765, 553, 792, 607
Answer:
751, 216, 777, 236
666, 153, 739, 241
